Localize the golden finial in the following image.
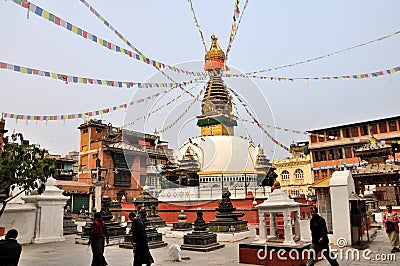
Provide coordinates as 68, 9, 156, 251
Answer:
205, 35, 225, 60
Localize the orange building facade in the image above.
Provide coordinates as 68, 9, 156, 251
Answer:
77, 120, 173, 205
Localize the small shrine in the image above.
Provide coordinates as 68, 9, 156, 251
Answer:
63, 206, 78, 235
133, 191, 166, 227
119, 207, 167, 249
208, 190, 249, 241
172, 210, 193, 231
181, 208, 225, 252
239, 181, 310, 265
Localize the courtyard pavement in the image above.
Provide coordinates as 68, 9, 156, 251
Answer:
18, 222, 399, 265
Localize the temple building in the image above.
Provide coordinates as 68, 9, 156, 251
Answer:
272, 141, 312, 198
308, 115, 400, 206
159, 36, 275, 200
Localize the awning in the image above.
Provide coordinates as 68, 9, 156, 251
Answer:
55, 180, 93, 194
310, 176, 331, 188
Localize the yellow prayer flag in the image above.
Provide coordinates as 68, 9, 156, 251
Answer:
42, 10, 50, 20
51, 73, 57, 79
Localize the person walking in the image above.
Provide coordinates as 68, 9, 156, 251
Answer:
0, 229, 22, 266
130, 209, 154, 266
383, 204, 399, 253
89, 212, 109, 266
308, 206, 339, 266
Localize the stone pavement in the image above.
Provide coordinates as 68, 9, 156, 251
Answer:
18, 224, 399, 265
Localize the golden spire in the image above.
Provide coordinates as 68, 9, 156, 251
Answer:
205, 35, 226, 61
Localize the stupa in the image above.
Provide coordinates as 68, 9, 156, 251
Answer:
171, 35, 272, 194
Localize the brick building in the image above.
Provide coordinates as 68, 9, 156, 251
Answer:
77, 120, 173, 204
308, 115, 400, 206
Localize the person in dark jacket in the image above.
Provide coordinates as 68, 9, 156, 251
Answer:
308, 207, 339, 266
89, 212, 109, 266
130, 209, 154, 266
0, 229, 22, 266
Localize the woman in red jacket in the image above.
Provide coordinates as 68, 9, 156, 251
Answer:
382, 205, 399, 253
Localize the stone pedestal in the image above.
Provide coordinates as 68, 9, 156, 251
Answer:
181, 209, 224, 252
63, 211, 78, 235
208, 191, 249, 242
119, 208, 167, 249
23, 177, 69, 244
172, 210, 192, 231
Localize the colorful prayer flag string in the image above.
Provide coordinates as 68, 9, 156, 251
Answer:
155, 87, 204, 134
0, 61, 203, 89
79, 0, 197, 98
122, 84, 201, 128
10, 0, 206, 79
224, 65, 400, 81
226, 0, 249, 58
1, 82, 196, 122
187, 0, 208, 52
227, 86, 291, 152
245, 30, 400, 75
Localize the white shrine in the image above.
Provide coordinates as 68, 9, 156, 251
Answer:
256, 181, 302, 244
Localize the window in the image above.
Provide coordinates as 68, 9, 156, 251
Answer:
375, 191, 387, 201
361, 125, 369, 136
312, 151, 320, 162
319, 150, 326, 161
281, 170, 290, 180
379, 122, 387, 133
344, 128, 350, 138
92, 153, 98, 159
350, 127, 359, 137
96, 128, 102, 134
344, 147, 352, 159
328, 149, 335, 160
389, 120, 397, 132
327, 130, 339, 141
321, 170, 328, 179
140, 156, 148, 167
294, 169, 304, 179
317, 132, 325, 142
311, 134, 317, 144
370, 124, 378, 134
114, 170, 131, 186
336, 148, 343, 160
82, 128, 88, 134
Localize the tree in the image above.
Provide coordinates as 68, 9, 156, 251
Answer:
0, 133, 55, 218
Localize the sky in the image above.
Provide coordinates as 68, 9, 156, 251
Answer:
0, 0, 399, 160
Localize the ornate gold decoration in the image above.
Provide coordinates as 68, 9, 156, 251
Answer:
205, 35, 225, 60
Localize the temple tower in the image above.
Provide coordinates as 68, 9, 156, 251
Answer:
197, 35, 237, 137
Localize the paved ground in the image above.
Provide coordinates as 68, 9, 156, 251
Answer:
18, 222, 399, 265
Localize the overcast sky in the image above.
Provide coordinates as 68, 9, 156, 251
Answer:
0, 0, 399, 160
